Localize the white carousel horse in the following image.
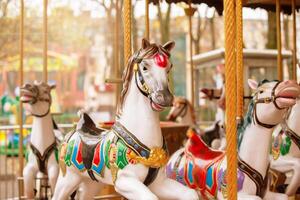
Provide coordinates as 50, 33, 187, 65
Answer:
166, 97, 225, 150
270, 98, 300, 196
53, 39, 199, 200
20, 81, 59, 199
166, 79, 300, 200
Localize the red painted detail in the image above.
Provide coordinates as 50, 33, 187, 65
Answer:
77, 140, 83, 163
154, 53, 168, 68
93, 143, 101, 165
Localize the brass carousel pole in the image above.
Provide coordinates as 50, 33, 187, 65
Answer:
43, 0, 48, 82
124, 0, 132, 65
145, 0, 150, 40
292, 0, 297, 81
115, 0, 121, 106
18, 0, 24, 197
276, 0, 283, 81
224, 0, 238, 198
236, 0, 244, 121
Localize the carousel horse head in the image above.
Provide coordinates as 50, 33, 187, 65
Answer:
238, 79, 300, 148
20, 81, 55, 117
120, 38, 175, 112
166, 96, 196, 122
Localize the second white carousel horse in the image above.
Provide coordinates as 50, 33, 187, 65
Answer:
53, 39, 199, 200
270, 98, 300, 196
21, 81, 59, 199
166, 79, 300, 200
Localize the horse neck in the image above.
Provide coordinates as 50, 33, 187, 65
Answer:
287, 101, 300, 135
30, 112, 55, 152
118, 78, 163, 148
179, 107, 195, 126
239, 123, 272, 178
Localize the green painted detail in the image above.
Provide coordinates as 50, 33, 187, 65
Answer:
105, 139, 111, 169
25, 147, 30, 162
55, 147, 59, 162
64, 139, 75, 167
116, 139, 129, 169
280, 136, 292, 156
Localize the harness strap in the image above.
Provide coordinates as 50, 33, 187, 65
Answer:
238, 156, 269, 198
285, 128, 300, 150
112, 122, 151, 158
30, 141, 57, 174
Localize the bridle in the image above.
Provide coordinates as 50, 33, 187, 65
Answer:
252, 81, 283, 129
24, 85, 52, 118
169, 100, 188, 121
132, 49, 170, 107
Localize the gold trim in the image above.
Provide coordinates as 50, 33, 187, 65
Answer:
128, 147, 168, 168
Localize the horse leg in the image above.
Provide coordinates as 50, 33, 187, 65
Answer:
114, 165, 158, 200
52, 168, 81, 200
47, 158, 59, 195
79, 180, 102, 200
23, 163, 39, 199
237, 193, 262, 200
264, 191, 288, 200
149, 169, 199, 200
285, 158, 300, 196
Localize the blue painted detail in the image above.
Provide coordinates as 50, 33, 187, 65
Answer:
92, 141, 105, 175
206, 166, 213, 188
188, 161, 194, 184
71, 138, 85, 171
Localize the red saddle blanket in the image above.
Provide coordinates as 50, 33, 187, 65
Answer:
184, 130, 225, 198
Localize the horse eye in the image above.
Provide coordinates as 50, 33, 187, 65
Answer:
143, 66, 148, 71
259, 91, 264, 94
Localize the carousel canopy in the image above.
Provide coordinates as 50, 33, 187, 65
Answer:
149, 0, 300, 14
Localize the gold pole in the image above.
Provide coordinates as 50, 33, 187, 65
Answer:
292, 0, 297, 81
224, 0, 238, 198
236, 0, 244, 120
123, 0, 132, 65
18, 0, 24, 197
276, 0, 283, 81
145, 0, 150, 40
115, 0, 121, 106
188, 1, 195, 107
43, 0, 48, 82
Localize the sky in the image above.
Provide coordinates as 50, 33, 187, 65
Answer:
8, 0, 268, 20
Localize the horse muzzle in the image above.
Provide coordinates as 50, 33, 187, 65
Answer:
150, 90, 174, 111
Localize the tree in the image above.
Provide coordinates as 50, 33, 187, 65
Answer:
191, 8, 209, 54
157, 2, 171, 44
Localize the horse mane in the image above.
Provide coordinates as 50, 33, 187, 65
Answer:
237, 79, 274, 149
117, 43, 170, 116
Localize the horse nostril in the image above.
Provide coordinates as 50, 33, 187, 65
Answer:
156, 94, 164, 102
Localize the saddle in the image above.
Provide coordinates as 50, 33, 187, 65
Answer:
77, 113, 105, 181
185, 129, 224, 194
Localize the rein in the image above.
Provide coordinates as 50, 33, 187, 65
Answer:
252, 81, 282, 129
281, 108, 300, 150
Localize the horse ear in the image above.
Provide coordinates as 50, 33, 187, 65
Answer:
163, 41, 175, 52
50, 84, 56, 90
248, 79, 258, 90
142, 38, 150, 49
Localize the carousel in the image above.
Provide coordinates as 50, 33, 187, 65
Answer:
0, 0, 299, 200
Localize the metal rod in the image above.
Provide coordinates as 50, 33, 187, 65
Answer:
18, 2, 24, 198
115, 0, 121, 107
276, 0, 283, 81
43, 0, 48, 82
188, 1, 195, 107
123, 0, 132, 65
292, 0, 297, 81
145, 0, 150, 40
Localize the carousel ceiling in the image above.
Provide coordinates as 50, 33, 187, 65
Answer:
149, 0, 300, 15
